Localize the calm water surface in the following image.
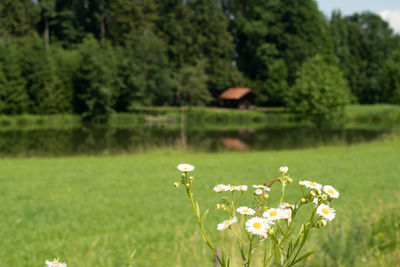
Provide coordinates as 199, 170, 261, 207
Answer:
0, 123, 397, 157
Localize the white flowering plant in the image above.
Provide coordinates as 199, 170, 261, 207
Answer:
45, 258, 67, 267
174, 164, 339, 266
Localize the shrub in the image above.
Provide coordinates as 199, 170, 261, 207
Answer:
285, 55, 351, 127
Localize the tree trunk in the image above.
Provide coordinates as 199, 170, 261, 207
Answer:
44, 17, 49, 49
100, 3, 106, 43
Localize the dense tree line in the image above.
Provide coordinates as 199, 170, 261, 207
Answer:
0, 0, 399, 122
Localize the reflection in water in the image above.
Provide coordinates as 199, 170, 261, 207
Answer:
0, 123, 397, 157
220, 138, 249, 151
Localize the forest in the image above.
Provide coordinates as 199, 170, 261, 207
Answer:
1, 0, 400, 122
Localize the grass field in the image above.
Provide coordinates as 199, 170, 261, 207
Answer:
0, 138, 399, 266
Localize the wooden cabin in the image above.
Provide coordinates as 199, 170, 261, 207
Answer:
219, 88, 256, 109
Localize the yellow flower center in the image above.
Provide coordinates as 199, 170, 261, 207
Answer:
321, 208, 330, 215
183, 167, 188, 170
224, 221, 231, 226
310, 182, 317, 187
270, 210, 278, 217
52, 262, 59, 265
253, 222, 262, 229
243, 209, 249, 213
328, 189, 334, 195
230, 186, 237, 189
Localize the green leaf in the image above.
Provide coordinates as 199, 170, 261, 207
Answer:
292, 250, 315, 265
201, 209, 209, 223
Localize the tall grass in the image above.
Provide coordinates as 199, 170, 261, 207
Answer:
0, 138, 399, 266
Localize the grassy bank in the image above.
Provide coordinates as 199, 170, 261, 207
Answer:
0, 138, 399, 266
0, 104, 399, 128
345, 104, 400, 124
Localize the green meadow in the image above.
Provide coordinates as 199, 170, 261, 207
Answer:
0, 136, 399, 266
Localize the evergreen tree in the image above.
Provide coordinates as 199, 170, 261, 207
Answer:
0, 0, 39, 38
0, 41, 28, 114
339, 12, 399, 103
73, 35, 119, 122
109, 0, 159, 45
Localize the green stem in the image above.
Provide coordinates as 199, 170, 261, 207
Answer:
185, 174, 224, 266
288, 208, 317, 266
280, 181, 286, 204
245, 236, 255, 267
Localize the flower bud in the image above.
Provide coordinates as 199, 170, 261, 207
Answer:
263, 193, 269, 199
181, 173, 186, 179
321, 194, 328, 201
268, 229, 274, 235
287, 178, 293, 184
310, 190, 316, 196
301, 198, 306, 203
186, 183, 190, 188
173, 182, 179, 188
320, 220, 327, 227
189, 176, 194, 183
216, 204, 221, 210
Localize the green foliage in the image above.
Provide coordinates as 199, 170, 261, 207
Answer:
345, 104, 400, 124
0, 41, 28, 114
18, 38, 72, 114
109, 0, 159, 45
314, 208, 400, 267
379, 46, 400, 104
331, 12, 399, 103
0, 0, 39, 37
175, 61, 212, 106
229, 0, 332, 106
74, 35, 119, 123
1, 0, 400, 119
286, 55, 350, 126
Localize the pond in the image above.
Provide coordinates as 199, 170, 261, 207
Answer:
0, 122, 398, 157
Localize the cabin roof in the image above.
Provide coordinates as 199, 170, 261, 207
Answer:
219, 88, 252, 100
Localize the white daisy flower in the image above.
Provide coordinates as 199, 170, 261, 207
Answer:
239, 185, 248, 192
177, 163, 195, 172
262, 208, 283, 221
217, 217, 238, 231
254, 189, 263, 195
316, 204, 336, 221
227, 185, 241, 192
323, 185, 339, 199
45, 259, 67, 267
279, 202, 296, 210
213, 184, 228, 193
280, 166, 288, 174
253, 185, 270, 191
300, 180, 322, 191
280, 208, 292, 222
299, 180, 305, 186
245, 217, 270, 236
237, 206, 255, 216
